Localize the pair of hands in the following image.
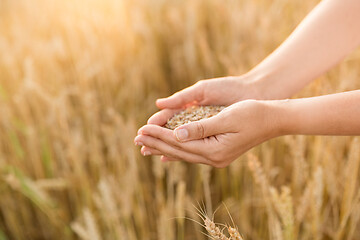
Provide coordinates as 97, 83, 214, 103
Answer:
134, 76, 282, 168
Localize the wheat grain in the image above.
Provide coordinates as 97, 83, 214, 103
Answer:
204, 216, 230, 240
227, 226, 244, 240
165, 105, 225, 130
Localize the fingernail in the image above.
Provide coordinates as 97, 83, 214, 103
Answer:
143, 151, 151, 156
175, 128, 188, 141
135, 142, 144, 146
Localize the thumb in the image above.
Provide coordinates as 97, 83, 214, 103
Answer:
156, 84, 202, 109
173, 115, 225, 142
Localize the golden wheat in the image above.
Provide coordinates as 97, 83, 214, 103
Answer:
0, 0, 359, 239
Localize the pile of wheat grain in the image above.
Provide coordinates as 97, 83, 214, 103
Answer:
165, 105, 225, 130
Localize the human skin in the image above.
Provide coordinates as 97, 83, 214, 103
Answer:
134, 0, 360, 167
135, 91, 360, 167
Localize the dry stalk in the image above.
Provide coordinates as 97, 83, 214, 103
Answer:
270, 186, 295, 240
194, 203, 245, 240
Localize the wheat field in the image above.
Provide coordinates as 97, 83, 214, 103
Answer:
0, 0, 360, 239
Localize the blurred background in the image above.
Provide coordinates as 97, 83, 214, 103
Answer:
0, 0, 360, 239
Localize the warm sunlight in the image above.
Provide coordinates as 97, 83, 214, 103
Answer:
1, 0, 360, 239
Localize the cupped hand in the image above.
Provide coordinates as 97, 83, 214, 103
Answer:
134, 100, 283, 168
147, 76, 259, 126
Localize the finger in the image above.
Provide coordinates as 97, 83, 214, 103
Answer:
161, 155, 180, 162
140, 145, 179, 162
134, 134, 211, 165
141, 146, 162, 156
138, 124, 210, 154
156, 84, 203, 109
173, 113, 230, 142
147, 109, 182, 126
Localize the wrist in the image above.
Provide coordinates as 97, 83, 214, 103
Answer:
243, 63, 305, 100
262, 99, 295, 137
241, 68, 281, 100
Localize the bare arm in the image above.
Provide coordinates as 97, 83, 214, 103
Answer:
248, 0, 360, 99
279, 90, 360, 136
135, 0, 360, 167
135, 90, 360, 167
153, 0, 360, 116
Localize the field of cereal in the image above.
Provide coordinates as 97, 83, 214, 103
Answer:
0, 0, 360, 239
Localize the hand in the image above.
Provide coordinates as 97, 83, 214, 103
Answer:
134, 100, 283, 168
147, 76, 260, 126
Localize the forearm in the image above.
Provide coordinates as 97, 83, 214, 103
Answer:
274, 90, 360, 136
246, 0, 360, 99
